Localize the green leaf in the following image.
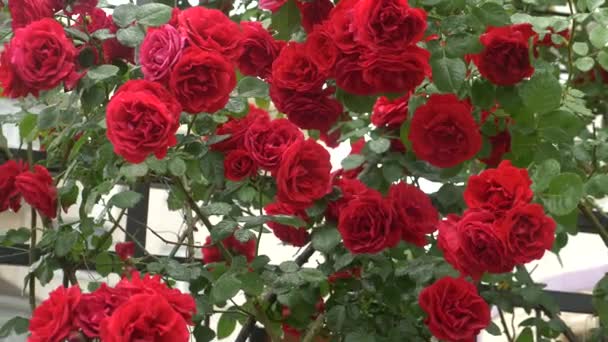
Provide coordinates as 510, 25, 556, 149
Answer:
237, 77, 269, 98
336, 87, 376, 113
95, 252, 117, 276
204, 202, 233, 216
0, 317, 29, 338
430, 56, 466, 93
299, 268, 326, 283
531, 159, 560, 192
19, 113, 37, 142
117, 25, 145, 48
211, 274, 241, 303
270, 0, 301, 40
575, 56, 595, 71
598, 50, 608, 70
193, 325, 216, 342
269, 215, 307, 228
590, 25, 608, 49
445, 33, 482, 58
311, 227, 342, 253
334, 253, 355, 270
238, 272, 264, 296
573, 42, 589, 55
92, 28, 115, 41
345, 332, 375, 342
485, 321, 502, 336
471, 79, 496, 110
341, 154, 365, 171
472, 2, 511, 26
326, 305, 346, 332
110, 190, 143, 209
587, 0, 605, 11
369, 138, 391, 154
234, 228, 255, 242
37, 107, 58, 130
217, 312, 237, 339
136, 3, 172, 26
516, 327, 534, 342
519, 72, 562, 114
54, 230, 79, 257
87, 64, 120, 81
585, 174, 608, 198
0, 228, 31, 246
113, 4, 137, 28
120, 163, 149, 179
280, 261, 299, 273
168, 158, 187, 177
541, 173, 584, 216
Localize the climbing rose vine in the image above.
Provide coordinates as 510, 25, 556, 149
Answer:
0, 0, 608, 341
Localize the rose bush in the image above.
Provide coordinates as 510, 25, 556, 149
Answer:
0, 0, 607, 341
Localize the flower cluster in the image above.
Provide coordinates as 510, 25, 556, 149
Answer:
28, 272, 195, 342
0, 161, 57, 219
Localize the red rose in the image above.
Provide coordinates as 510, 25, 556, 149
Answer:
238, 21, 285, 80
304, 25, 339, 75
334, 52, 375, 96
75, 284, 129, 338
296, 0, 334, 33
168, 7, 180, 27
140, 25, 185, 83
497, 203, 556, 265
463, 160, 533, 215
438, 210, 513, 280
99, 294, 189, 342
223, 149, 258, 181
178, 6, 242, 62
265, 202, 311, 247
0, 18, 80, 98
328, 267, 362, 283
259, 0, 287, 12
338, 192, 400, 254
353, 0, 427, 49
0, 160, 26, 213
472, 24, 537, 86
244, 118, 304, 172
320, 129, 341, 148
170, 47, 236, 114
15, 165, 57, 219
211, 105, 271, 152
271, 42, 328, 93
106, 80, 181, 163
390, 138, 407, 153
419, 277, 490, 342
115, 242, 135, 261
409, 94, 482, 168
202, 234, 256, 263
271, 86, 342, 132
371, 95, 409, 129
8, 0, 54, 30
29, 286, 81, 342
104, 16, 135, 63
388, 182, 438, 247
326, 178, 378, 222
326, 0, 360, 53
360, 46, 431, 94
276, 138, 332, 208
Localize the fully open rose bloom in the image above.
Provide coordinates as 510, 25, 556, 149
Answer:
296, 0, 334, 33
326, 178, 375, 222
106, 80, 181, 163
409, 94, 482, 168
0, 18, 80, 98
8, 0, 54, 30
237, 21, 285, 80
244, 118, 304, 172
0, 160, 26, 213
223, 149, 258, 181
388, 182, 438, 247
140, 24, 185, 83
29, 286, 81, 342
276, 139, 332, 208
419, 277, 490, 342
15, 165, 58, 219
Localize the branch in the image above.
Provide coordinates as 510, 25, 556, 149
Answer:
302, 313, 325, 342
578, 203, 608, 247
498, 308, 514, 342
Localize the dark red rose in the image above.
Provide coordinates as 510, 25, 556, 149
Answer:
472, 24, 537, 86
296, 0, 333, 33
115, 242, 135, 261
106, 80, 181, 163
328, 267, 362, 283
271, 86, 342, 132
99, 294, 189, 342
202, 234, 256, 263
8, 0, 54, 30
409, 94, 482, 168
140, 25, 185, 83
350, 138, 365, 154
320, 129, 341, 148
271, 42, 328, 93
371, 95, 409, 129
238, 21, 286, 80
29, 286, 81, 342
0, 18, 80, 98
170, 47, 236, 114
244, 118, 304, 172
259, 0, 287, 12
113, 272, 196, 323
15, 165, 57, 219
464, 160, 533, 215
334, 52, 375, 96
178, 6, 242, 62
224, 149, 258, 181
325, 0, 360, 53
353, 0, 427, 49
211, 105, 271, 152
276, 138, 332, 208
388, 182, 438, 247
304, 25, 339, 75
419, 277, 490, 342
326, 178, 379, 222
360, 46, 431, 94
338, 191, 400, 254
265, 202, 311, 247
438, 209, 513, 280
75, 284, 129, 338
0, 160, 27, 213
497, 203, 556, 265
